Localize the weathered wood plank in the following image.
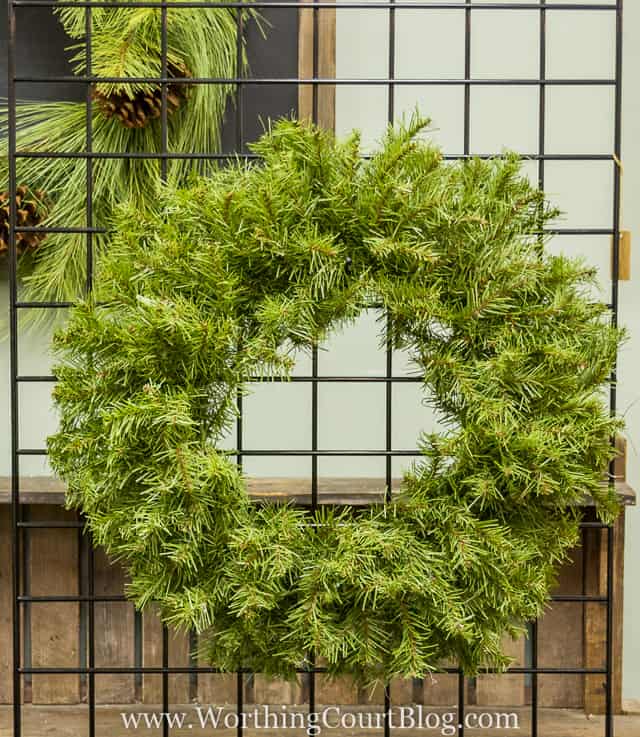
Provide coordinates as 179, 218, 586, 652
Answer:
582, 509, 624, 716
314, 671, 358, 706
476, 634, 526, 706
539, 547, 584, 709
420, 666, 464, 707
355, 678, 414, 707
611, 231, 631, 281
142, 605, 191, 705
253, 673, 414, 707
611, 509, 625, 713
583, 524, 607, 713
0, 438, 629, 712
254, 675, 303, 705
30, 506, 80, 704
1, 476, 634, 506
93, 547, 135, 704
196, 672, 239, 707
298, 0, 336, 131
196, 639, 238, 706
0, 508, 17, 704
389, 678, 415, 706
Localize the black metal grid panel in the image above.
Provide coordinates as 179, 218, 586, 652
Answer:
6, 1, 623, 736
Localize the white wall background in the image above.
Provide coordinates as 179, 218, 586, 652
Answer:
1, 0, 639, 700
618, 0, 640, 703
333, 0, 640, 700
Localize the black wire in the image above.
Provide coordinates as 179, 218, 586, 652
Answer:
6, 2, 624, 735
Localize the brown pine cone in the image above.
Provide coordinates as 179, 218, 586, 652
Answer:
0, 184, 48, 257
94, 62, 192, 129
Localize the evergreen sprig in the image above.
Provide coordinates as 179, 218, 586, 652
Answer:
0, 0, 254, 329
48, 116, 623, 688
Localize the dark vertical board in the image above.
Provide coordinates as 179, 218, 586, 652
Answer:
142, 604, 190, 705
307, 658, 357, 706
254, 674, 303, 705
387, 678, 414, 706
582, 513, 624, 717
30, 506, 80, 704
0, 7, 83, 101
584, 526, 607, 713
196, 665, 238, 706
0, 507, 15, 703
221, 0, 301, 153
93, 547, 135, 704
420, 665, 463, 707
539, 547, 585, 708
476, 635, 526, 706
611, 510, 625, 713
298, 0, 336, 130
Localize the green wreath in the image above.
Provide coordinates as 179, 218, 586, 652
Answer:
48, 116, 622, 686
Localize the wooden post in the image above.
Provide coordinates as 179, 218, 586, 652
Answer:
298, 0, 336, 130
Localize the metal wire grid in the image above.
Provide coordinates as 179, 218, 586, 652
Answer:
6, 1, 623, 736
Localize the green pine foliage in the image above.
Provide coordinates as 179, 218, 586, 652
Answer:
48, 116, 623, 687
0, 0, 253, 322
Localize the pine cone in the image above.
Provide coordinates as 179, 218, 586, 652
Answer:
94, 62, 192, 129
0, 184, 48, 258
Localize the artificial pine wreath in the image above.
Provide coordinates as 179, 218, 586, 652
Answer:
48, 117, 623, 686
